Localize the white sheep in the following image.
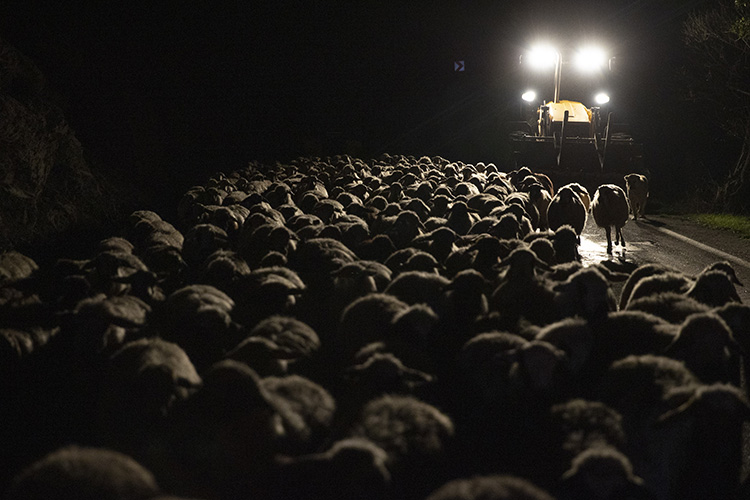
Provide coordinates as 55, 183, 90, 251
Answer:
624, 173, 649, 220
591, 184, 630, 254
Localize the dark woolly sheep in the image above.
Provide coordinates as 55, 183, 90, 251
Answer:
383, 270, 450, 312
558, 445, 650, 500
411, 226, 459, 263
6, 446, 160, 500
156, 284, 238, 372
348, 394, 455, 499
624, 271, 693, 308
195, 249, 251, 291
83, 249, 153, 298
67, 293, 153, 356
618, 263, 679, 310
684, 269, 742, 307
344, 351, 435, 402
596, 354, 700, 500
445, 200, 481, 236
224, 335, 290, 376
547, 185, 587, 237
591, 184, 630, 254
553, 266, 617, 322
551, 224, 581, 263
663, 312, 739, 384
529, 237, 556, 267
563, 182, 590, 212
180, 223, 230, 269
549, 399, 626, 467
626, 292, 711, 324
489, 247, 557, 328
261, 374, 336, 455
528, 183, 553, 231
439, 269, 491, 343
456, 331, 529, 403
96, 338, 201, 459
656, 383, 750, 500
167, 360, 304, 498
535, 316, 594, 376
0, 327, 57, 378
336, 293, 410, 361
227, 266, 306, 330
268, 438, 391, 500
246, 314, 320, 364
425, 474, 555, 500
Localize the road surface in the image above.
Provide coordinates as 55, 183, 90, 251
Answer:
579, 213, 750, 304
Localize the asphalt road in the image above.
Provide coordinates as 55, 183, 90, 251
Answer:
579, 213, 750, 304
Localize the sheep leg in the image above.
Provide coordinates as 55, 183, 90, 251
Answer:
616, 226, 625, 248
605, 227, 613, 254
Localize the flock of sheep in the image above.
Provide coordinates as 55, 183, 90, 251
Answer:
1, 154, 748, 500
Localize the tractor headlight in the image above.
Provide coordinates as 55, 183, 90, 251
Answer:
594, 92, 610, 104
527, 44, 559, 70
574, 46, 607, 73
522, 90, 537, 102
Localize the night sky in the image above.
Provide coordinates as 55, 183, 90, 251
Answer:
0, 1, 717, 209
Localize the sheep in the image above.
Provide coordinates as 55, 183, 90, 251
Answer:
425, 474, 555, 500
489, 247, 557, 328
546, 224, 580, 264
655, 382, 750, 500
96, 337, 201, 459
66, 293, 153, 356
546, 184, 587, 237
662, 311, 740, 384
564, 182, 590, 212
344, 351, 435, 400
591, 184, 630, 254
261, 374, 336, 455
5, 445, 160, 500
552, 266, 617, 322
267, 438, 391, 500
155, 284, 238, 372
618, 263, 680, 310
456, 331, 529, 405
595, 354, 700, 500
180, 223, 230, 269
383, 270, 450, 312
335, 292, 409, 361
626, 292, 711, 324
624, 173, 649, 220
166, 359, 305, 498
251, 315, 318, 354
527, 183, 553, 231
558, 445, 649, 500
549, 399, 626, 465
348, 394, 455, 499
411, 226, 459, 263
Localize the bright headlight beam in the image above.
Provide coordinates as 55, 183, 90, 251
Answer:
595, 92, 610, 104
527, 44, 558, 70
521, 90, 537, 102
574, 47, 607, 73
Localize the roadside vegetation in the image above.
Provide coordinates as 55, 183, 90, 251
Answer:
687, 213, 750, 239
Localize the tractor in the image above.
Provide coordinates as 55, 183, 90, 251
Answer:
509, 43, 646, 190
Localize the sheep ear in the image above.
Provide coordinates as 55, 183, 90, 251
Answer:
533, 254, 552, 271
656, 392, 698, 425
